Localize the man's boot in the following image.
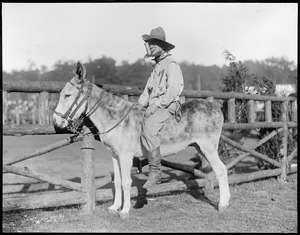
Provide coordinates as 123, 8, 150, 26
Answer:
143, 147, 162, 188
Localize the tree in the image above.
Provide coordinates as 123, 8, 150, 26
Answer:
3, 55, 296, 90
116, 59, 152, 88
41, 60, 76, 82
85, 56, 118, 85
3, 69, 41, 82
180, 62, 223, 91
243, 57, 297, 85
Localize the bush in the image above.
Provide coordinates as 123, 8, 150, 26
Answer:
219, 50, 295, 169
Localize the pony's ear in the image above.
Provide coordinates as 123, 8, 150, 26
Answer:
73, 61, 86, 83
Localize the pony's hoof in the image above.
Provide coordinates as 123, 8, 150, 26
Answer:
218, 203, 229, 212
107, 206, 119, 214
119, 211, 129, 220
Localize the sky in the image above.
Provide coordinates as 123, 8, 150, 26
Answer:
2, 2, 298, 73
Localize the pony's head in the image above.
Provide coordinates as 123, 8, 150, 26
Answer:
53, 62, 92, 132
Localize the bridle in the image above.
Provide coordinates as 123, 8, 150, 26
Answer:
54, 79, 135, 136
54, 80, 93, 133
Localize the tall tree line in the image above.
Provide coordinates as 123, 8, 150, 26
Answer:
3, 56, 297, 92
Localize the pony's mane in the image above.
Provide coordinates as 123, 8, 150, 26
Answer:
92, 84, 133, 112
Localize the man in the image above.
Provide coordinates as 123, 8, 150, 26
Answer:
138, 27, 184, 188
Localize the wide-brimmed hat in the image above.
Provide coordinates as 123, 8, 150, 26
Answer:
142, 27, 175, 51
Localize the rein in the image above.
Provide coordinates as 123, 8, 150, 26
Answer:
55, 80, 135, 137
90, 103, 135, 137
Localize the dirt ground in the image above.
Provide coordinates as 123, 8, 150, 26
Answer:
2, 135, 298, 232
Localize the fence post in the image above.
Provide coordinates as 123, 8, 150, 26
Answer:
3, 91, 9, 125
30, 106, 36, 125
265, 100, 272, 122
227, 98, 236, 123
279, 101, 289, 183
81, 126, 95, 213
247, 100, 256, 123
38, 91, 50, 125
16, 106, 20, 125
291, 100, 297, 142
291, 100, 297, 122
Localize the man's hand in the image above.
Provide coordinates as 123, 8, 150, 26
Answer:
145, 104, 159, 117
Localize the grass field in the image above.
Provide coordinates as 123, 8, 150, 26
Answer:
2, 135, 298, 232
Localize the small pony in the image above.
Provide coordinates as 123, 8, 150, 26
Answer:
53, 62, 230, 219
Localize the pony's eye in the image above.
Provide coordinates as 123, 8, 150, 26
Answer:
65, 94, 71, 98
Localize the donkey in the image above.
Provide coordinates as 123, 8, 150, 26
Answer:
53, 62, 230, 219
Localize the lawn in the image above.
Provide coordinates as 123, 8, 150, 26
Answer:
2, 135, 298, 232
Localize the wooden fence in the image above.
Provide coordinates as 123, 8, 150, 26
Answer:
2, 80, 298, 213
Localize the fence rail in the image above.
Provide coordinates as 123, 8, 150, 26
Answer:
2, 80, 298, 130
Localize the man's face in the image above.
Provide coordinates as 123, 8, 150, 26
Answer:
148, 39, 165, 57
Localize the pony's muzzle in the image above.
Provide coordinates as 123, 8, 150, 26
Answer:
53, 112, 68, 129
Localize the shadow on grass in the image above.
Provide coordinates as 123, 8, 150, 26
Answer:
129, 168, 219, 211
183, 179, 218, 211
3, 175, 113, 195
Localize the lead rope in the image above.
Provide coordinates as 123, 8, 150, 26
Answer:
78, 103, 136, 138
95, 103, 136, 136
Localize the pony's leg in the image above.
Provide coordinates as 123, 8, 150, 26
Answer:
108, 153, 122, 213
118, 154, 133, 219
198, 142, 230, 212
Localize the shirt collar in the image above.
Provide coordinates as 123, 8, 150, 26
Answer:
152, 52, 171, 64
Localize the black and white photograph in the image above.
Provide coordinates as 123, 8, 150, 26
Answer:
2, 2, 297, 233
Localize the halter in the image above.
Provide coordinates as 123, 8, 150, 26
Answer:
54, 80, 135, 136
54, 80, 94, 133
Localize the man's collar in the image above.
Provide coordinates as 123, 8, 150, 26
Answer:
152, 52, 171, 64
